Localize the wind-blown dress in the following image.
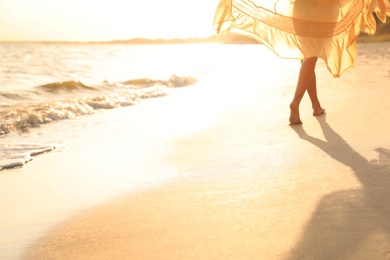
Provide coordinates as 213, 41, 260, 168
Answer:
214, 0, 390, 77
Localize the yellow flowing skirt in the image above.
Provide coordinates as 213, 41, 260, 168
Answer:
214, 0, 390, 77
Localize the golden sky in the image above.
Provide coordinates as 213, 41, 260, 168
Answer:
0, 0, 220, 41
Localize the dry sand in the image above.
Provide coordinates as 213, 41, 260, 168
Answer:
2, 44, 390, 260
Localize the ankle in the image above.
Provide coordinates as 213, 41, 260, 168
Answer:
290, 101, 299, 109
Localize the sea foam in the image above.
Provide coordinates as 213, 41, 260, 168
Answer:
0, 75, 198, 135
0, 143, 56, 170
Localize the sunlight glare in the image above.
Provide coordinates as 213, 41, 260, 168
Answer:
0, 0, 220, 41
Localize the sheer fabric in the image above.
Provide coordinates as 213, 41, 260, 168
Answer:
214, 0, 390, 77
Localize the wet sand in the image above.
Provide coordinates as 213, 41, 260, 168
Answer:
2, 44, 390, 259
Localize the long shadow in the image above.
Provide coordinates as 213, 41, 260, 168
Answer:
286, 115, 390, 259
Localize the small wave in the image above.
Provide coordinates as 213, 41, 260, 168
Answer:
0, 75, 198, 135
122, 75, 198, 88
0, 86, 169, 134
0, 92, 25, 100
36, 81, 97, 93
0, 143, 56, 171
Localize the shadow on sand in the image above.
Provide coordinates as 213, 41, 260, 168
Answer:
287, 115, 390, 259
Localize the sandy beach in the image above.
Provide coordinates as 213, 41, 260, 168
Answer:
1, 43, 390, 259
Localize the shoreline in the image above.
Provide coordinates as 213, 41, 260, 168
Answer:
1, 43, 390, 259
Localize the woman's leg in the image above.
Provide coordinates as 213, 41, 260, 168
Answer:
289, 57, 318, 125
306, 69, 325, 116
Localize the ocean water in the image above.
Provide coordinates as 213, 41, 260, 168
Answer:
0, 43, 204, 135
0, 43, 215, 170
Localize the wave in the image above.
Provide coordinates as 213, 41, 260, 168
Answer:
0, 92, 25, 100
36, 81, 97, 93
0, 75, 198, 135
122, 74, 200, 88
0, 143, 56, 171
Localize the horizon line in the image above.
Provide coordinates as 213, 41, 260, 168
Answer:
0, 35, 216, 43
0, 35, 264, 44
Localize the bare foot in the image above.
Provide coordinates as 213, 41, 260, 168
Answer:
289, 102, 302, 125
313, 107, 325, 116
